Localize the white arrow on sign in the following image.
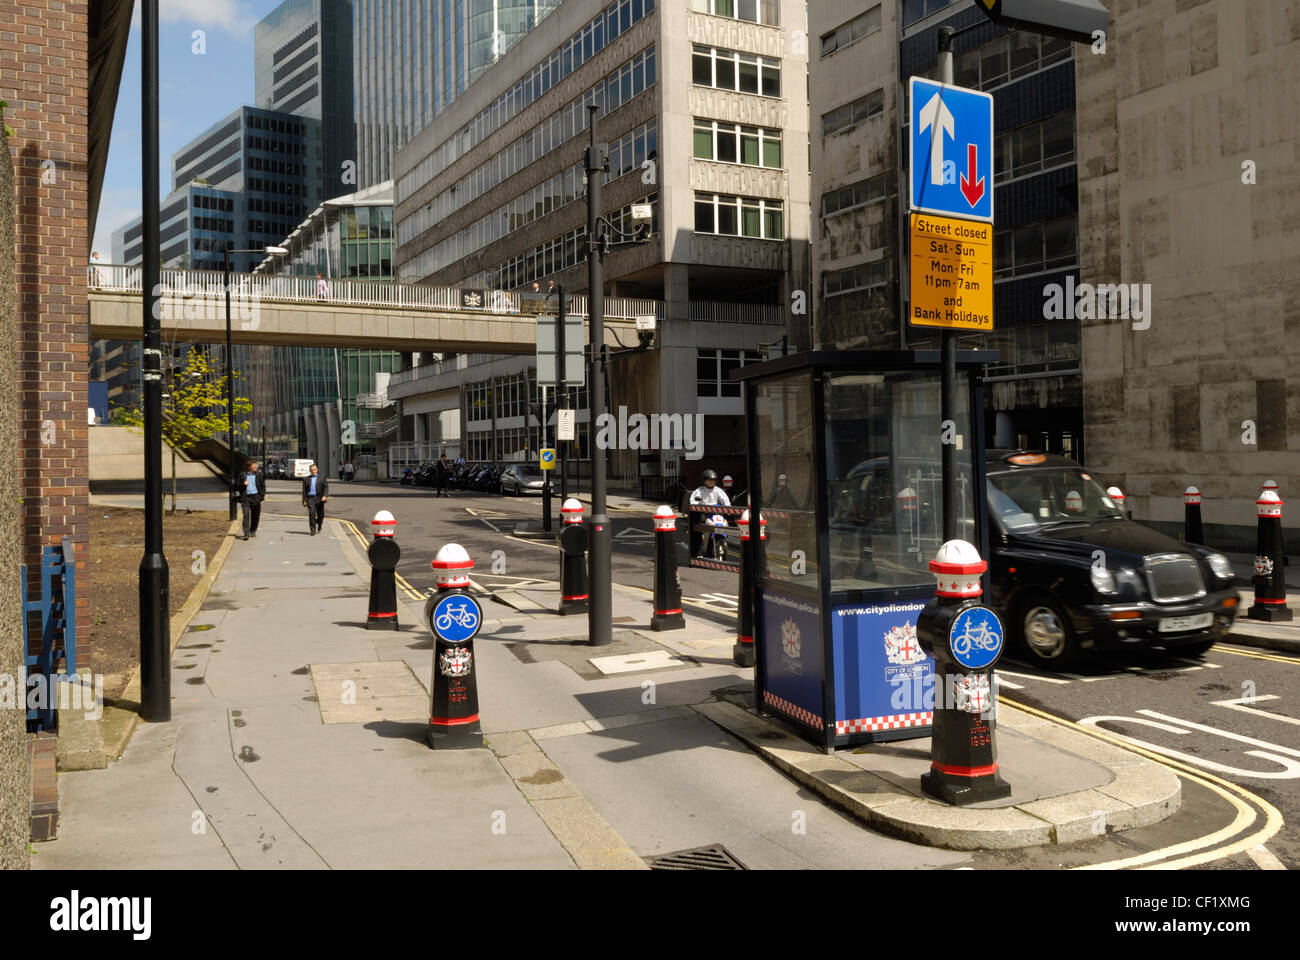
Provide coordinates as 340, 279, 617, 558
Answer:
918, 91, 955, 187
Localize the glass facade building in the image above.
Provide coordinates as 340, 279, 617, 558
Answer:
354, 0, 562, 187
242, 181, 402, 460
256, 0, 357, 206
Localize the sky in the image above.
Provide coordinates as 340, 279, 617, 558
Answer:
94, 1, 287, 258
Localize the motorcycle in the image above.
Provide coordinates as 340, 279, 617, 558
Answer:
704, 514, 728, 561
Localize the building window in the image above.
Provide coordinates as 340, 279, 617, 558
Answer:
902, 0, 954, 29
821, 174, 886, 217
697, 348, 763, 398
823, 260, 888, 298
821, 5, 881, 57
694, 194, 784, 240
993, 216, 1078, 279
994, 113, 1075, 182
821, 90, 883, 137
691, 0, 779, 26
692, 119, 782, 168
953, 33, 1072, 92
691, 45, 781, 97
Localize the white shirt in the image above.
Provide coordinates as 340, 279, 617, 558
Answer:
690, 485, 730, 508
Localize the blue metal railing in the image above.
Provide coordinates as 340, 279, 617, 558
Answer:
21, 537, 76, 730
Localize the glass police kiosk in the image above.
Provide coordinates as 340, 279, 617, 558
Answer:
735, 351, 996, 751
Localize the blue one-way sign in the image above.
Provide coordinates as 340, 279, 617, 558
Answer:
909, 77, 994, 223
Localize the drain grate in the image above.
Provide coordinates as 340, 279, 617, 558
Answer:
646, 844, 747, 870
305, 561, 328, 566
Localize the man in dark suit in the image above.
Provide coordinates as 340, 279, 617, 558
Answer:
302, 463, 329, 535
237, 461, 265, 540
434, 454, 450, 497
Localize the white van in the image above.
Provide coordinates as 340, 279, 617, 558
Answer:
291, 459, 316, 478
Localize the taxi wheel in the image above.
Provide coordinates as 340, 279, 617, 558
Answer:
1017, 597, 1079, 669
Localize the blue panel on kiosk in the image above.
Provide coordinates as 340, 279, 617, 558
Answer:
831, 599, 934, 738
759, 591, 825, 732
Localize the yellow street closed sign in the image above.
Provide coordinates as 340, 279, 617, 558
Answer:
909, 213, 993, 330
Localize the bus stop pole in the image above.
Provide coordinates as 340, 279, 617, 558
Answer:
938, 26, 957, 543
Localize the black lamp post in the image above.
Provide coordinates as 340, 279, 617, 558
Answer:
584, 103, 653, 647
222, 245, 287, 518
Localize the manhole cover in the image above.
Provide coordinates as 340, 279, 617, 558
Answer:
646, 845, 747, 870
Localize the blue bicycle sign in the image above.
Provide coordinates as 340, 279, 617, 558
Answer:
949, 605, 1003, 670
432, 593, 483, 643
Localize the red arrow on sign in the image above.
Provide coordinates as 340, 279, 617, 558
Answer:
959, 143, 985, 207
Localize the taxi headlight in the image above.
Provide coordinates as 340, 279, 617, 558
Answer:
1206, 553, 1234, 581
1090, 564, 1117, 595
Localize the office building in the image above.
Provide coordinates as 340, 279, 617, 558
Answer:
354, 0, 564, 187
256, 0, 358, 204
809, 0, 1082, 457
391, 0, 809, 483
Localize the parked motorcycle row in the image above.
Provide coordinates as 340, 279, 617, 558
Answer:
400, 460, 515, 494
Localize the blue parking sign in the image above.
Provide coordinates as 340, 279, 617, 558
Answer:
909, 77, 994, 223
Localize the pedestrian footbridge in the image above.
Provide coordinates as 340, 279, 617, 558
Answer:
87, 265, 655, 353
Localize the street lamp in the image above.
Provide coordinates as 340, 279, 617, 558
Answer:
223, 244, 287, 518
584, 103, 653, 647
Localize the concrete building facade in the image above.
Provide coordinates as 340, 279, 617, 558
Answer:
391, 0, 807, 483
809, 0, 1084, 458
1075, 0, 1300, 549
354, 0, 564, 187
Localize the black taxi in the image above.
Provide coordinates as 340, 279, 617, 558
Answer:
985, 451, 1240, 668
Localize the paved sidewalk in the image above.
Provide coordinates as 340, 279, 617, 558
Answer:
37, 514, 1185, 868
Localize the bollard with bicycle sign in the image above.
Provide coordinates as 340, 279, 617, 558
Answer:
916, 539, 1012, 805
425, 543, 484, 749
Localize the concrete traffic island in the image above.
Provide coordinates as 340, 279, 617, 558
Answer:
696, 693, 1181, 851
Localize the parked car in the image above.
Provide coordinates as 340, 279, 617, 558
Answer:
500, 463, 547, 495
985, 450, 1239, 668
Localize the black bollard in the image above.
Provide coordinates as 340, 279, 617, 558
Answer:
1248, 489, 1291, 622
733, 508, 765, 667
1184, 486, 1204, 545
367, 510, 400, 630
559, 498, 589, 615
425, 544, 484, 749
651, 505, 684, 631
916, 540, 1012, 806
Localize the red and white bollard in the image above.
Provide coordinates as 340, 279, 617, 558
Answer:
733, 508, 765, 667
1184, 486, 1203, 545
366, 510, 400, 630
1248, 489, 1291, 622
559, 498, 589, 616
652, 505, 684, 631
424, 544, 483, 749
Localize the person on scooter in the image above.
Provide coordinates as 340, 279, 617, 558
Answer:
689, 469, 731, 558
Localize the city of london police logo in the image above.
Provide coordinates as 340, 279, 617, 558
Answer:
439, 647, 473, 678
884, 622, 924, 666
780, 618, 803, 675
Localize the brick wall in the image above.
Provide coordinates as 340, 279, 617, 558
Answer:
1, 1, 90, 637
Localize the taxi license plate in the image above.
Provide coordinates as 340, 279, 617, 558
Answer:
1158, 613, 1213, 633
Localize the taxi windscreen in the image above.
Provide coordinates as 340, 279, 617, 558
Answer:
987, 468, 1125, 531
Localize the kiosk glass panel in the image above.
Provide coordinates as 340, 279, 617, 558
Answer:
824, 371, 975, 594
754, 372, 819, 590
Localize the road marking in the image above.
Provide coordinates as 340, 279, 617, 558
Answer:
992, 676, 1023, 690
1001, 697, 1282, 871
613, 527, 653, 540
506, 534, 560, 552
1210, 694, 1300, 728
1079, 713, 1300, 780
1138, 709, 1300, 760
1247, 844, 1287, 870
995, 668, 1071, 686
1212, 645, 1300, 666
